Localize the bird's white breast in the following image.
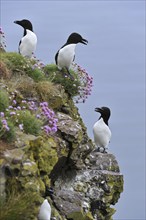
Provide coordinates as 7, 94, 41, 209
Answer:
93, 118, 111, 148
57, 44, 76, 70
19, 29, 37, 58
38, 199, 51, 220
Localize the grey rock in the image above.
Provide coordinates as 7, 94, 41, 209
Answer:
57, 112, 82, 141
53, 151, 123, 219
53, 189, 83, 216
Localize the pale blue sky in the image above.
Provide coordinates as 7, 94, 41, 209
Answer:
1, 1, 145, 219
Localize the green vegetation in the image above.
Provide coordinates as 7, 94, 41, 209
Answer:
0, 191, 40, 220
0, 52, 45, 81
0, 120, 15, 142
0, 89, 9, 112
3, 120, 15, 141
1, 52, 81, 97
0, 52, 30, 73
0, 51, 89, 182
44, 64, 80, 96
27, 68, 45, 82
0, 51, 92, 142
17, 110, 42, 135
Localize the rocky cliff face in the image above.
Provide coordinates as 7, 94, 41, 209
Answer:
0, 52, 123, 220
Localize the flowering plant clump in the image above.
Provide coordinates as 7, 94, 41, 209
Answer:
11, 96, 58, 135
0, 111, 15, 142
40, 102, 58, 134
72, 63, 93, 103
0, 88, 58, 137
0, 112, 10, 137
30, 61, 93, 103
0, 27, 6, 50
43, 63, 93, 102
18, 100, 58, 134
31, 54, 45, 70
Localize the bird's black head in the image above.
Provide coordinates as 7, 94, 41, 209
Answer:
14, 19, 33, 32
95, 106, 111, 125
67, 32, 88, 45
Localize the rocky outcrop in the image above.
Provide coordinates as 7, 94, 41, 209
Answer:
52, 151, 123, 220
0, 52, 123, 220
1, 109, 123, 220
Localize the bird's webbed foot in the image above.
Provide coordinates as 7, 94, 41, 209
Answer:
94, 147, 108, 153
65, 67, 74, 80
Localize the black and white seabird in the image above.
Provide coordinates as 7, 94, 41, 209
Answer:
14, 19, 37, 58
93, 107, 112, 153
55, 32, 88, 79
38, 199, 51, 220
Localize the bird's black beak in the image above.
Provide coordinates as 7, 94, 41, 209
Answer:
14, 20, 19, 24
95, 107, 102, 113
81, 38, 88, 45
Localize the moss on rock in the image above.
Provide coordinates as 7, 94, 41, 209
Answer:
28, 137, 58, 174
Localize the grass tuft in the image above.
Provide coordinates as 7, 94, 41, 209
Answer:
7, 75, 37, 99
0, 60, 12, 79
36, 81, 60, 101
0, 52, 45, 82
0, 191, 40, 220
0, 120, 15, 142
17, 110, 42, 135
0, 89, 9, 112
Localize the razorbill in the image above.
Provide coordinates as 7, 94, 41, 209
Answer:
38, 199, 51, 220
55, 32, 88, 79
14, 19, 37, 58
93, 107, 111, 153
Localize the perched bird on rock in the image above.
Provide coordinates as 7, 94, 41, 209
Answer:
38, 199, 51, 220
14, 19, 37, 58
93, 107, 112, 153
55, 32, 88, 79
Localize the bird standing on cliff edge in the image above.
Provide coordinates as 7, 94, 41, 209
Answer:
93, 106, 112, 153
38, 199, 51, 220
14, 19, 37, 58
55, 32, 88, 80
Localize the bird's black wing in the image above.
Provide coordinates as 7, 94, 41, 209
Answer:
55, 43, 67, 65
73, 54, 75, 62
18, 40, 21, 53
55, 51, 59, 65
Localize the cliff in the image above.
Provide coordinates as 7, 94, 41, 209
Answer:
0, 51, 123, 220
